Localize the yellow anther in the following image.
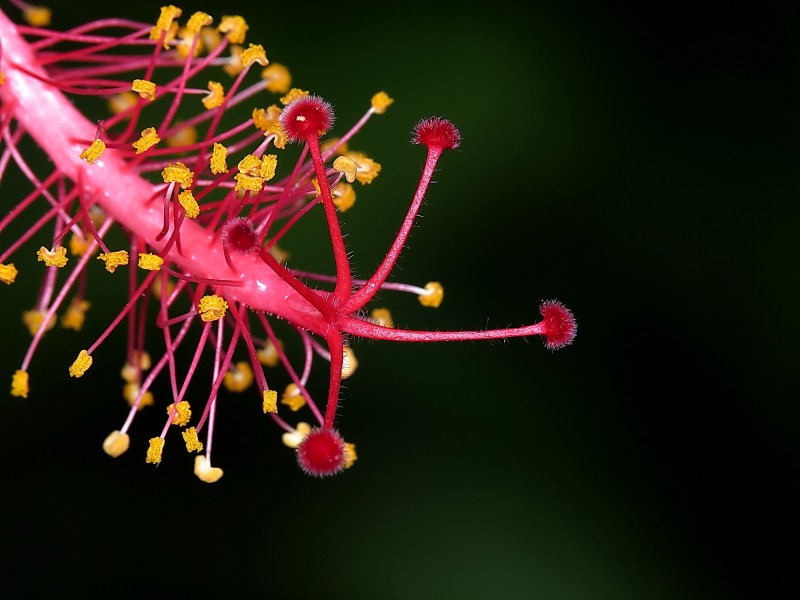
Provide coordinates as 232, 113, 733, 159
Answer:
103, 430, 130, 458
197, 295, 228, 322
202, 81, 225, 110
167, 400, 192, 426
341, 345, 358, 379
266, 123, 288, 149
161, 161, 194, 189
200, 26, 222, 53
69, 349, 93, 378
131, 79, 157, 101
242, 43, 268, 68
194, 455, 224, 483
132, 127, 161, 154
370, 91, 394, 114
108, 91, 138, 115
146, 437, 165, 464
182, 427, 204, 452
151, 276, 176, 300
261, 63, 292, 95
281, 421, 311, 448
137, 253, 164, 271
280, 88, 308, 106
176, 28, 203, 59
257, 339, 282, 367
237, 153, 262, 176
269, 243, 290, 265
23, 5, 51, 27
311, 178, 321, 198
80, 139, 106, 165
217, 15, 248, 44
22, 310, 55, 336
234, 173, 263, 192
60, 299, 91, 331
252, 105, 281, 132
332, 156, 357, 184
262, 390, 278, 414
260, 154, 278, 181
345, 151, 381, 184
123, 383, 154, 410
178, 190, 200, 218
11, 369, 29, 398
343, 443, 358, 469
166, 124, 198, 147
121, 353, 151, 383
223, 45, 244, 76
68, 234, 93, 257
280, 383, 305, 412
150, 5, 182, 46
418, 281, 444, 308
223, 361, 254, 393
97, 250, 129, 273
186, 11, 212, 35
371, 307, 394, 328
37, 245, 68, 268
0, 72, 4, 86
210, 143, 229, 174
332, 182, 356, 212
321, 137, 348, 155
0, 263, 18, 284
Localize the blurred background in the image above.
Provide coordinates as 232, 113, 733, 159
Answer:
1, 0, 797, 597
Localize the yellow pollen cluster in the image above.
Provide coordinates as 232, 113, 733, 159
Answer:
132, 79, 157, 101
23, 5, 51, 27
186, 11, 212, 35
223, 361, 254, 393
260, 154, 278, 180
80, 139, 106, 164
167, 401, 192, 426
178, 190, 200, 218
161, 161, 194, 188
68, 234, 93, 256
281, 383, 305, 412
252, 105, 281, 132
237, 153, 261, 175
223, 46, 244, 76
0, 262, 18, 284
345, 151, 381, 184
166, 125, 198, 147
234, 173, 263, 193
198, 295, 228, 322
267, 124, 288, 149
419, 281, 444, 308
37, 246, 68, 268
108, 92, 138, 115
281, 422, 311, 448
194, 455, 223, 483
22, 310, 55, 336
11, 369, 29, 398
371, 307, 394, 328
137, 253, 164, 271
182, 427, 203, 452
343, 443, 358, 469
342, 346, 358, 379
61, 299, 91, 331
257, 339, 282, 367
217, 15, 248, 44
103, 430, 130, 458
150, 5, 182, 47
242, 43, 268, 68
371, 91, 394, 114
332, 182, 356, 212
261, 63, 292, 94
146, 437, 165, 464
132, 127, 161, 154
262, 390, 278, 413
123, 383, 155, 410
97, 250, 129, 273
332, 156, 358, 184
69, 350, 93, 378
202, 81, 225, 110
210, 143, 229, 174
280, 88, 308, 106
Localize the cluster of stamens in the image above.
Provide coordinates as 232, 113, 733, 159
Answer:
0, 3, 576, 482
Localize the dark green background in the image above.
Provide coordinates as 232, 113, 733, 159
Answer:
1, 0, 796, 598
